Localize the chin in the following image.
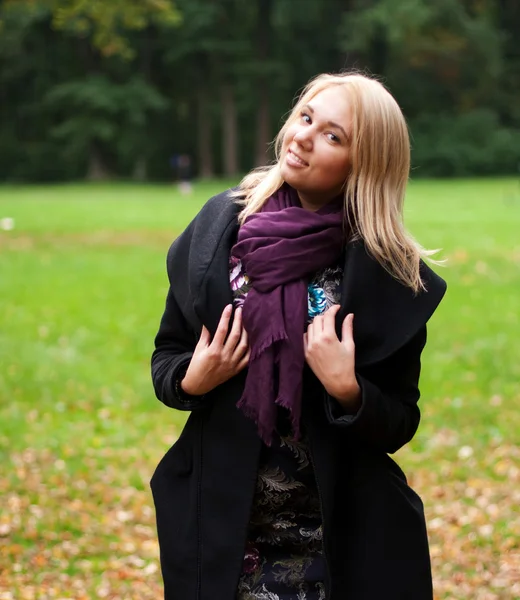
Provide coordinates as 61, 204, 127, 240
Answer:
280, 165, 303, 189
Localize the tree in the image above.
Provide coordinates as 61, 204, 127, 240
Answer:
3, 0, 180, 58
338, 0, 503, 115
43, 75, 167, 179
253, 0, 273, 166
1, 0, 519, 181
497, 0, 520, 126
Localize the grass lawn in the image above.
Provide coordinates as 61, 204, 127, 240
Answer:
0, 178, 519, 599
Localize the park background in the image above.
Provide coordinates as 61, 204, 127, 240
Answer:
0, 0, 519, 598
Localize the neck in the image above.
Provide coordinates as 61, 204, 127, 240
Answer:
297, 190, 341, 212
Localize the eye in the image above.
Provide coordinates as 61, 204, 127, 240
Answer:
327, 132, 340, 143
300, 112, 312, 124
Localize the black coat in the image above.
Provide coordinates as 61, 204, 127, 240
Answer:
150, 190, 447, 600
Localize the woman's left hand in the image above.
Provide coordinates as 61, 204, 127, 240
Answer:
303, 305, 361, 411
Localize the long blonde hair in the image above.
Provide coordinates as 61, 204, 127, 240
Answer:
231, 72, 440, 293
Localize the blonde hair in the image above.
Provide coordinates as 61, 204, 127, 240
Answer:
231, 72, 440, 293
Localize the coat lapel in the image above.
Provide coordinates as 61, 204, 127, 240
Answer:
337, 241, 447, 368
191, 193, 240, 335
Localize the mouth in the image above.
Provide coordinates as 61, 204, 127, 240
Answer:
287, 148, 308, 167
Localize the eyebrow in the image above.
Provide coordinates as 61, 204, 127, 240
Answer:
302, 103, 349, 140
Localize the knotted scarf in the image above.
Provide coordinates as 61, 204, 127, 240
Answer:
231, 184, 345, 445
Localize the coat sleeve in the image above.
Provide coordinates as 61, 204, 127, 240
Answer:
324, 326, 427, 454
151, 240, 206, 412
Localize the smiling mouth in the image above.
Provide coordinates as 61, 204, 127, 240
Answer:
288, 149, 308, 166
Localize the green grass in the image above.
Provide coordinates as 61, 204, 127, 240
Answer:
1, 178, 519, 598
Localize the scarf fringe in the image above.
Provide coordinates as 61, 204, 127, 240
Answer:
238, 393, 302, 445
236, 395, 275, 446
249, 330, 288, 361
275, 394, 301, 441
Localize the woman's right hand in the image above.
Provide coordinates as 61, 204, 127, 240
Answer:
180, 304, 250, 396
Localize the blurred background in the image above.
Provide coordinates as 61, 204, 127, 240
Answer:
0, 1, 519, 599
1, 0, 520, 180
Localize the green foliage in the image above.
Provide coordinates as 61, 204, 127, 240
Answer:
3, 0, 181, 58
340, 0, 503, 112
410, 110, 520, 176
44, 76, 119, 158
43, 75, 168, 163
0, 0, 519, 181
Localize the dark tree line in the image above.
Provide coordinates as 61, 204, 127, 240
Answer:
1, 0, 519, 182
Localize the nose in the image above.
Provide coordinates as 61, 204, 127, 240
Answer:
293, 127, 313, 150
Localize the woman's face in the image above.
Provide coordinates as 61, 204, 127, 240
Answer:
280, 86, 352, 209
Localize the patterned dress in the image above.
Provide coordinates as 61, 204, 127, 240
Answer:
229, 256, 343, 600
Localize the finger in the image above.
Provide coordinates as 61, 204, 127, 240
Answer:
237, 348, 251, 371
341, 313, 354, 344
238, 324, 248, 347
306, 321, 314, 346
232, 326, 249, 362
224, 306, 243, 351
323, 304, 341, 335
212, 304, 233, 346
313, 314, 324, 333
199, 325, 211, 346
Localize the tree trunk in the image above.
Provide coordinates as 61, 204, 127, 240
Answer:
498, 0, 520, 125
132, 155, 147, 181
370, 23, 389, 77
197, 85, 214, 178
87, 143, 111, 181
220, 83, 239, 177
135, 27, 153, 182
255, 87, 271, 167
255, 0, 273, 167
76, 41, 111, 181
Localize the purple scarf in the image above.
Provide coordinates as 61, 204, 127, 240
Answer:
231, 185, 345, 445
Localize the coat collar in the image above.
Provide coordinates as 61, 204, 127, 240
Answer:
336, 241, 446, 367
186, 190, 446, 368
190, 191, 240, 333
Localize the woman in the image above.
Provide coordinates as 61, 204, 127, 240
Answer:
150, 72, 447, 600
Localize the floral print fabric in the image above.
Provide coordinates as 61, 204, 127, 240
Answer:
230, 255, 342, 323
230, 257, 343, 600
230, 255, 252, 309
307, 266, 343, 322
235, 429, 327, 600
